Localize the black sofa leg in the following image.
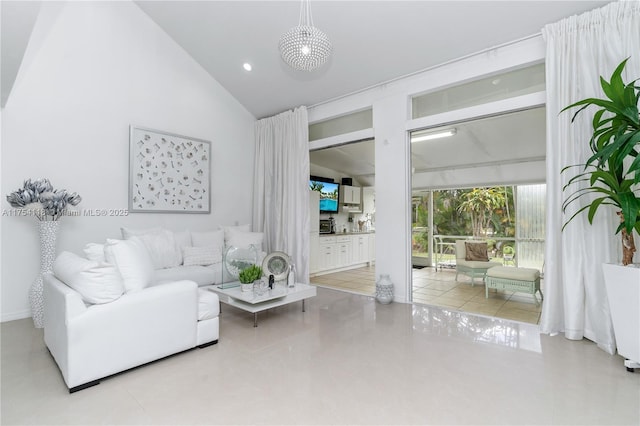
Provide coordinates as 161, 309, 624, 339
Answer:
198, 339, 218, 349
69, 380, 100, 393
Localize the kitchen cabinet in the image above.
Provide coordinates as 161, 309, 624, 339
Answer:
340, 185, 361, 204
313, 233, 374, 275
352, 234, 369, 264
318, 236, 336, 271
362, 187, 375, 215
336, 236, 352, 267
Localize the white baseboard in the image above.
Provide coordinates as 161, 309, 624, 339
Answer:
1, 309, 31, 323
310, 261, 372, 277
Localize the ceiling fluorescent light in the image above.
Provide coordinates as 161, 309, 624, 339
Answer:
411, 128, 457, 143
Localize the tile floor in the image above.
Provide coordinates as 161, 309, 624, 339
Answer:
311, 265, 542, 324
2, 287, 638, 425
310, 266, 376, 295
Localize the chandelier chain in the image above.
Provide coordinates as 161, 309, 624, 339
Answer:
299, 0, 314, 27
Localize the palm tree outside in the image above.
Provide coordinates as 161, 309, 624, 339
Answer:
412, 186, 517, 265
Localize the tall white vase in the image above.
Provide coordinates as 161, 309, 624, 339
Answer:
30, 220, 60, 328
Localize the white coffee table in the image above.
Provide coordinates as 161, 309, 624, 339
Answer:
205, 282, 316, 327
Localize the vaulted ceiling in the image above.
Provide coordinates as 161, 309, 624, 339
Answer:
1, 1, 611, 185
136, 0, 610, 119
3, 1, 611, 118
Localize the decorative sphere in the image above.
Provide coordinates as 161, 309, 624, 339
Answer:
224, 245, 258, 280
279, 25, 332, 71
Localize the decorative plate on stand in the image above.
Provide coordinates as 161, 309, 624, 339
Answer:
262, 251, 291, 281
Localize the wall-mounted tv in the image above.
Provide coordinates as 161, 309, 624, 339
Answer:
310, 178, 340, 214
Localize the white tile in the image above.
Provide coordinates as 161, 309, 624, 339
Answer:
2, 287, 638, 425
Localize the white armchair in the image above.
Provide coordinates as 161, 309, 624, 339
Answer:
454, 240, 501, 286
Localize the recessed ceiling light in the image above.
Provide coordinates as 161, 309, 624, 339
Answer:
243, 63, 252, 71
410, 128, 457, 143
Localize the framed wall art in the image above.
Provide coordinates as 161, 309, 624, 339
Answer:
129, 126, 211, 213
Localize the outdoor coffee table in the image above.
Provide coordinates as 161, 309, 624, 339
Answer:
205, 282, 316, 327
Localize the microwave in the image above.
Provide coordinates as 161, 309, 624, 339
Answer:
319, 219, 335, 234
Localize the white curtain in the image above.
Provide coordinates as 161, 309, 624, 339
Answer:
253, 106, 310, 283
541, 0, 640, 354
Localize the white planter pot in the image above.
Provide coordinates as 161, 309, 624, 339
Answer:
602, 263, 640, 371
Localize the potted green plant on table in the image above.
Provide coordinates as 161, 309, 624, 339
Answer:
561, 58, 640, 372
502, 245, 515, 265
238, 264, 263, 292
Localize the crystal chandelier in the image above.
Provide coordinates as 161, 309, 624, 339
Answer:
278, 0, 332, 72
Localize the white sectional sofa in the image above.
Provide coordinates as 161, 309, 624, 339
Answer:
44, 225, 264, 392
44, 275, 219, 392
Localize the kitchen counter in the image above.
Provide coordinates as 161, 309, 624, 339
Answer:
319, 231, 375, 236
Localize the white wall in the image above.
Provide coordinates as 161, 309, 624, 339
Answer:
1, 1, 256, 321
308, 36, 546, 303
373, 92, 412, 302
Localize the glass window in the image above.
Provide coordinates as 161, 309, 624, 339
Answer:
411, 185, 545, 272
515, 184, 546, 271
309, 109, 373, 141
411, 63, 545, 119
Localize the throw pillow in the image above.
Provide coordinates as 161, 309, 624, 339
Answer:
191, 230, 225, 249
173, 230, 192, 265
183, 246, 222, 266
226, 229, 264, 251
465, 242, 489, 262
83, 243, 106, 263
120, 226, 163, 240
121, 228, 181, 269
53, 251, 124, 304
219, 224, 251, 244
136, 229, 181, 269
104, 237, 154, 293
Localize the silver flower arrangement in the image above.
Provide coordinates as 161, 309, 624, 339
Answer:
6, 178, 82, 221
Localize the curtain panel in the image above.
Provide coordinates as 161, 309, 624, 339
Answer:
541, 0, 640, 354
253, 106, 311, 283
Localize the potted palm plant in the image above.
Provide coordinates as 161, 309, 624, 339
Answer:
562, 58, 640, 372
